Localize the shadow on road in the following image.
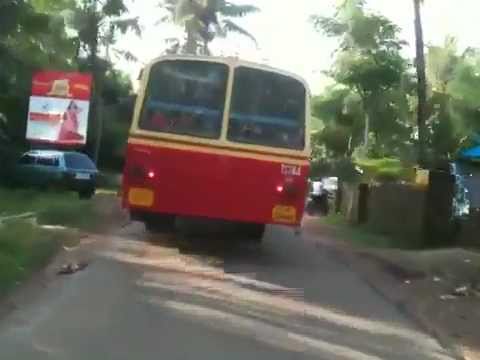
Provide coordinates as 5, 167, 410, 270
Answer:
120, 217, 268, 262
96, 219, 455, 360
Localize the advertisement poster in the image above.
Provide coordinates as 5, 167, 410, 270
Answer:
26, 71, 92, 146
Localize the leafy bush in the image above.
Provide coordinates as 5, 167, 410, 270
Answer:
356, 157, 416, 183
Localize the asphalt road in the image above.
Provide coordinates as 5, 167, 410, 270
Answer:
0, 220, 456, 360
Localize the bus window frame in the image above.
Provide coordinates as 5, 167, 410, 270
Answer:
130, 55, 312, 158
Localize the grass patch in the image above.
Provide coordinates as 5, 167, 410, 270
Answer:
0, 221, 66, 296
321, 214, 401, 249
37, 200, 102, 231
0, 188, 121, 232
0, 188, 123, 297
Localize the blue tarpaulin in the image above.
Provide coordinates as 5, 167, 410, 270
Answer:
460, 146, 480, 159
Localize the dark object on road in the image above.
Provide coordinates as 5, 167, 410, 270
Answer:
57, 261, 89, 275
13, 150, 98, 199
307, 180, 328, 215
307, 194, 329, 216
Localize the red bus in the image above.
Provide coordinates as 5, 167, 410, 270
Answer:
122, 56, 311, 240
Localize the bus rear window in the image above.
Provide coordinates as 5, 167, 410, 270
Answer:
138, 60, 229, 139
228, 67, 306, 150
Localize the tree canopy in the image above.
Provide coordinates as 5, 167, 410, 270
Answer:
0, 0, 136, 169
311, 0, 480, 180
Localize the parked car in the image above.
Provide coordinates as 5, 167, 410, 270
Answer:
14, 150, 98, 199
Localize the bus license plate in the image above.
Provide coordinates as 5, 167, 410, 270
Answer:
272, 205, 297, 223
128, 188, 154, 207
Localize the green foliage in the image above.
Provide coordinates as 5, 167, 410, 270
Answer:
311, 0, 411, 173
0, 0, 75, 98
98, 97, 134, 171
423, 38, 480, 161
0, 189, 123, 295
0, 221, 61, 295
66, 0, 140, 65
355, 157, 416, 183
102, 68, 133, 105
0, 0, 135, 170
310, 2, 480, 178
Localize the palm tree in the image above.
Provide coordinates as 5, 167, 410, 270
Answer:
413, 0, 427, 165
67, 0, 141, 163
159, 0, 259, 55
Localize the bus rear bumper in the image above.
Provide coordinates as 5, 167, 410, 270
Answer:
122, 189, 303, 226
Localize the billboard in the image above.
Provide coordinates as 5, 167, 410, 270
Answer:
26, 71, 93, 146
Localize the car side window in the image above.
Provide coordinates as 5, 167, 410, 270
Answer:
36, 157, 59, 167
19, 155, 36, 165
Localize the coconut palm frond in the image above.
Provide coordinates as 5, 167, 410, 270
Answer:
220, 3, 259, 18
221, 19, 257, 46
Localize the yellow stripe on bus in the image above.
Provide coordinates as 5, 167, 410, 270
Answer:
128, 137, 310, 166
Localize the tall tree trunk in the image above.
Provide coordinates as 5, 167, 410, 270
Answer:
202, 40, 210, 55
184, 23, 197, 55
414, 0, 427, 166
364, 112, 370, 150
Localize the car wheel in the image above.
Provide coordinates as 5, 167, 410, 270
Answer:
79, 188, 95, 200
145, 214, 176, 233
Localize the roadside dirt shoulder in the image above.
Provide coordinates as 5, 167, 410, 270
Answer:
303, 217, 480, 360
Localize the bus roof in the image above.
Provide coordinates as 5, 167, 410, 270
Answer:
145, 55, 311, 95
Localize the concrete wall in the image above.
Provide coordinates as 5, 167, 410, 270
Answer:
366, 183, 427, 242
338, 182, 428, 246
338, 174, 475, 247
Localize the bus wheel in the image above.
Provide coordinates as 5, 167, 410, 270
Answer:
145, 215, 176, 233
245, 224, 265, 243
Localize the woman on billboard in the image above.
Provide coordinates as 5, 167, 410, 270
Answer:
57, 100, 84, 143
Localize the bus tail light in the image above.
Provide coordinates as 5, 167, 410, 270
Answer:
276, 185, 284, 193
129, 166, 156, 181
147, 170, 156, 179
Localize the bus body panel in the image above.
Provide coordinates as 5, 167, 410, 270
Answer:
123, 140, 309, 226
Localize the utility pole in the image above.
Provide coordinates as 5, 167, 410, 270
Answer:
414, 0, 427, 166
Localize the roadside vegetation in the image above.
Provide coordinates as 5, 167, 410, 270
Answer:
310, 0, 480, 180
0, 221, 73, 296
0, 188, 123, 231
0, 189, 125, 296
318, 214, 425, 250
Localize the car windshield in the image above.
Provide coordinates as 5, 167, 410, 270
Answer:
227, 67, 306, 150
138, 60, 228, 139
64, 153, 96, 170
